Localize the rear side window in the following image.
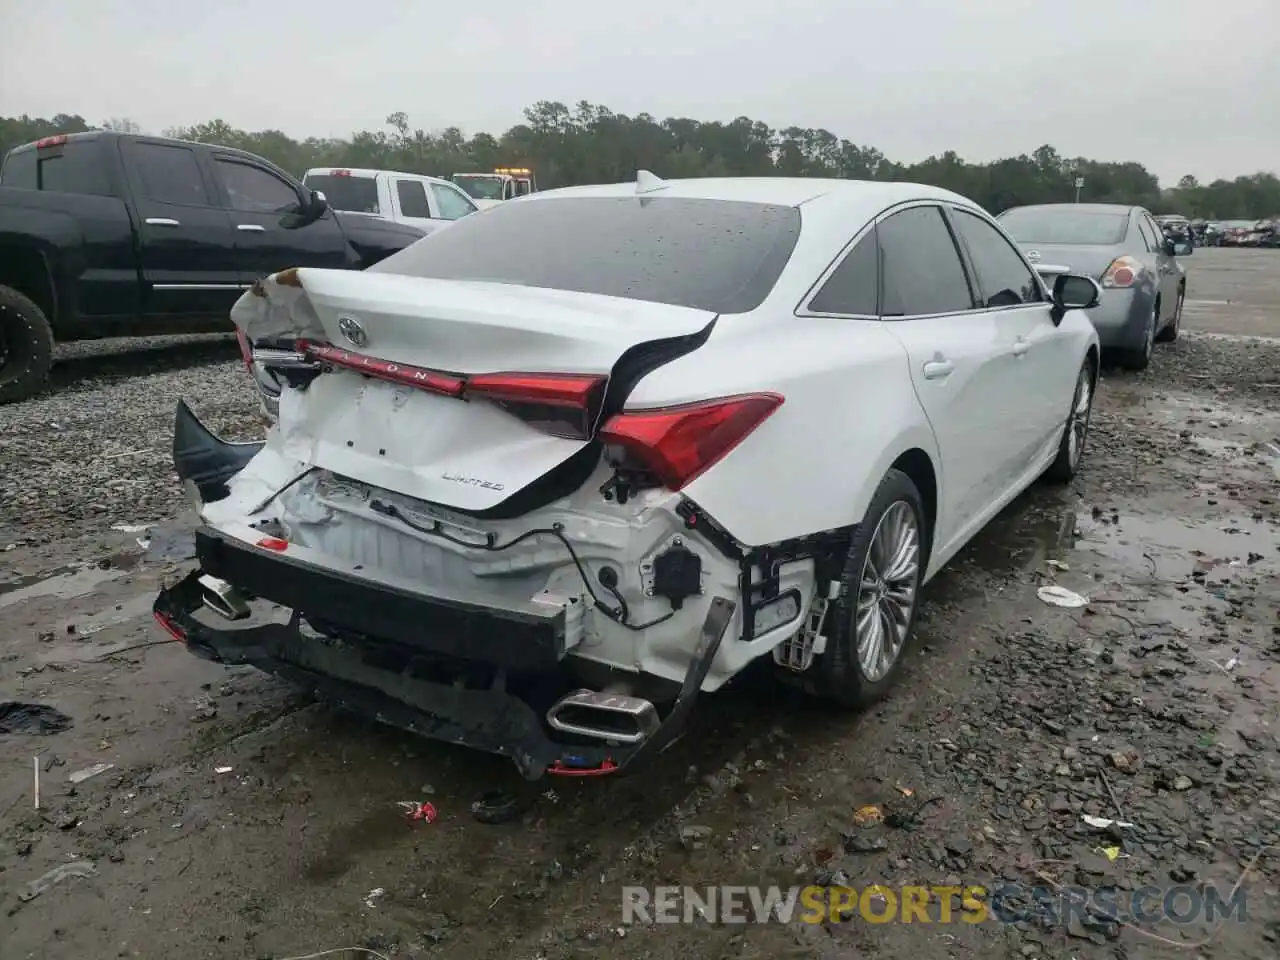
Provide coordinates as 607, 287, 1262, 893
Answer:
303, 173, 380, 214
877, 206, 974, 317
0, 143, 112, 196
950, 210, 1042, 307
130, 143, 210, 206
808, 232, 877, 315
396, 179, 432, 218
370, 196, 802, 314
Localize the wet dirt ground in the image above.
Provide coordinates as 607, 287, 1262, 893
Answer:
1, 249, 1278, 959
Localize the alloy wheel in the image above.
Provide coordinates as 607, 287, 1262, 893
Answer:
1067, 365, 1093, 468
855, 500, 921, 682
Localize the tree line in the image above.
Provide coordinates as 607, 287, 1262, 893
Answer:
2, 103, 1277, 220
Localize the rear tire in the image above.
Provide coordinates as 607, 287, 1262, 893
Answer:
1155, 287, 1183, 343
1117, 299, 1158, 371
1043, 355, 1096, 484
0, 285, 55, 405
805, 469, 926, 709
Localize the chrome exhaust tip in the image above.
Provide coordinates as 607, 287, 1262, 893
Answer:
198, 574, 250, 621
546, 687, 661, 745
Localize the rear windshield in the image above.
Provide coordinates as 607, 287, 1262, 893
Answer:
369, 196, 801, 314
0, 142, 112, 196
303, 173, 380, 214
998, 208, 1129, 245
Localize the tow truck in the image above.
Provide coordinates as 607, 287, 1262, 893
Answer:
451, 168, 537, 208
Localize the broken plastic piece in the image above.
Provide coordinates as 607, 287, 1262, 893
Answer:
398, 800, 438, 823
1037, 585, 1089, 608
18, 861, 97, 902
68, 762, 114, 784
1082, 814, 1135, 830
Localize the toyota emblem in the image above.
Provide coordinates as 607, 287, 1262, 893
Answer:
337, 315, 368, 347
1026, 250, 1041, 262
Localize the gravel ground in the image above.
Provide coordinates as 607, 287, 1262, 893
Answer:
0, 250, 1277, 960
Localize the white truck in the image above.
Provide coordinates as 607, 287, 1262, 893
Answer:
451, 168, 537, 208
301, 167, 480, 233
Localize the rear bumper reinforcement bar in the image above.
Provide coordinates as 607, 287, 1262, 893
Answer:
153, 570, 735, 780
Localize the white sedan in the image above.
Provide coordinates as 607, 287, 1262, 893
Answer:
157, 173, 1102, 779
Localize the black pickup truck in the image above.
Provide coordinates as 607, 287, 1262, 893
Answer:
0, 131, 426, 403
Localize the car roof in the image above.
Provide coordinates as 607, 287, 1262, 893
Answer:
1004, 202, 1137, 215
529, 175, 978, 211
304, 167, 454, 186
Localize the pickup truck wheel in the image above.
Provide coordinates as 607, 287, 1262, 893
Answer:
0, 286, 54, 405
805, 469, 926, 709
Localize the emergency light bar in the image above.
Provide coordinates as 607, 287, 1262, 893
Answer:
494, 167, 532, 176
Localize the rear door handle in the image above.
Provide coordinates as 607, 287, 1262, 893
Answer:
236, 224, 266, 232
1011, 338, 1031, 357
922, 359, 954, 380
145, 217, 180, 227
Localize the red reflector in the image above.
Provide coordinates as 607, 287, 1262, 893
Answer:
153, 611, 186, 641
307, 344, 464, 397
547, 759, 619, 777
235, 329, 253, 372
36, 135, 68, 149
467, 372, 605, 407
600, 393, 783, 491
256, 536, 289, 551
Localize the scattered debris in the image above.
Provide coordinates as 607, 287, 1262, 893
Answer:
398, 801, 438, 823
679, 824, 713, 850
362, 887, 385, 909
33, 756, 39, 810
852, 804, 883, 825
0, 702, 73, 736
68, 762, 115, 785
1046, 559, 1070, 571
214, 766, 234, 775
1082, 814, 1135, 830
17, 861, 97, 903
470, 791, 523, 825
1037, 585, 1089, 608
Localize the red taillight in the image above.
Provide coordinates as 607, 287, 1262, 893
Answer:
600, 393, 784, 491
467, 372, 604, 407
1100, 256, 1141, 289
255, 536, 289, 551
35, 135, 68, 150
306, 343, 464, 397
467, 372, 606, 440
153, 611, 185, 641
330, 169, 352, 177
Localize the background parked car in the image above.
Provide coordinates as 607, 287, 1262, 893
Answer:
997, 203, 1187, 371
0, 132, 425, 403
301, 167, 480, 233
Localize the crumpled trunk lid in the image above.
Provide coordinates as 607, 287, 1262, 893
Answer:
230, 268, 716, 513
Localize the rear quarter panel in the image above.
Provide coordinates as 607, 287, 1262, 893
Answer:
628, 312, 939, 547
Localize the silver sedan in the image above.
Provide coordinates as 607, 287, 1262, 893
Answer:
996, 203, 1189, 370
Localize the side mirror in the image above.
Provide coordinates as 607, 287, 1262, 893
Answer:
1050, 273, 1101, 325
1174, 241, 1192, 256
281, 189, 327, 230
1163, 238, 1177, 256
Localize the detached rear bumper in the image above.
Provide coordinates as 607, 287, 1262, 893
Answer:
153, 547, 736, 779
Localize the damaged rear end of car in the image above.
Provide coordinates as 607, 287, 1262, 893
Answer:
154, 264, 786, 779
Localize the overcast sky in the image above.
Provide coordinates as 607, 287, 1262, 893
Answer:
1, 0, 1275, 186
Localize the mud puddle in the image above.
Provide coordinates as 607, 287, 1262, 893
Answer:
0, 564, 127, 609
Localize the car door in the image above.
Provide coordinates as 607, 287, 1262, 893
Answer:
429, 180, 480, 222
1138, 212, 1179, 322
117, 139, 238, 319
874, 204, 1024, 548
388, 176, 438, 232
946, 205, 1076, 468
209, 154, 349, 283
